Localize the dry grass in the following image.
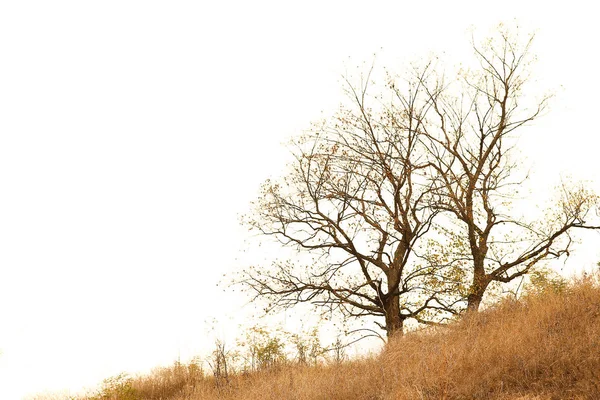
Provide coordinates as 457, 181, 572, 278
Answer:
69, 277, 600, 400
379, 278, 600, 399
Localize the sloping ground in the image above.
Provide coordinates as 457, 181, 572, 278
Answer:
75, 278, 600, 400
379, 279, 600, 399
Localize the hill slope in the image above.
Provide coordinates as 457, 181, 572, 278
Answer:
70, 277, 600, 400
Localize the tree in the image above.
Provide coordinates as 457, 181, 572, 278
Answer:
240, 68, 460, 339
416, 28, 600, 312
238, 26, 600, 338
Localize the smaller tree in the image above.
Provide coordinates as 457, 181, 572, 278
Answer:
207, 340, 235, 388
237, 326, 287, 371
327, 335, 348, 364
418, 28, 600, 312
288, 326, 323, 365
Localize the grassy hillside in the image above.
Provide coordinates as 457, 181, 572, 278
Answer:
47, 276, 600, 400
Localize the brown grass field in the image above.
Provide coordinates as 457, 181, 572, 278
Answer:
37, 276, 600, 400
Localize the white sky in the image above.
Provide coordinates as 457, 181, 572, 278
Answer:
0, 1, 599, 398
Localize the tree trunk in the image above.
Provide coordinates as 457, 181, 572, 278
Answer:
466, 291, 484, 313
466, 266, 490, 313
384, 294, 404, 338
383, 264, 406, 338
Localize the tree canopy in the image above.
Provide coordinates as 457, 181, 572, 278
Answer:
238, 26, 600, 338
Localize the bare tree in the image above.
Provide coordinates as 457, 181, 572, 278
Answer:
240, 70, 454, 338
238, 26, 600, 337
207, 340, 232, 389
417, 28, 600, 312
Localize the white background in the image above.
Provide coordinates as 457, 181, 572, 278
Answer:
1, 1, 599, 398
